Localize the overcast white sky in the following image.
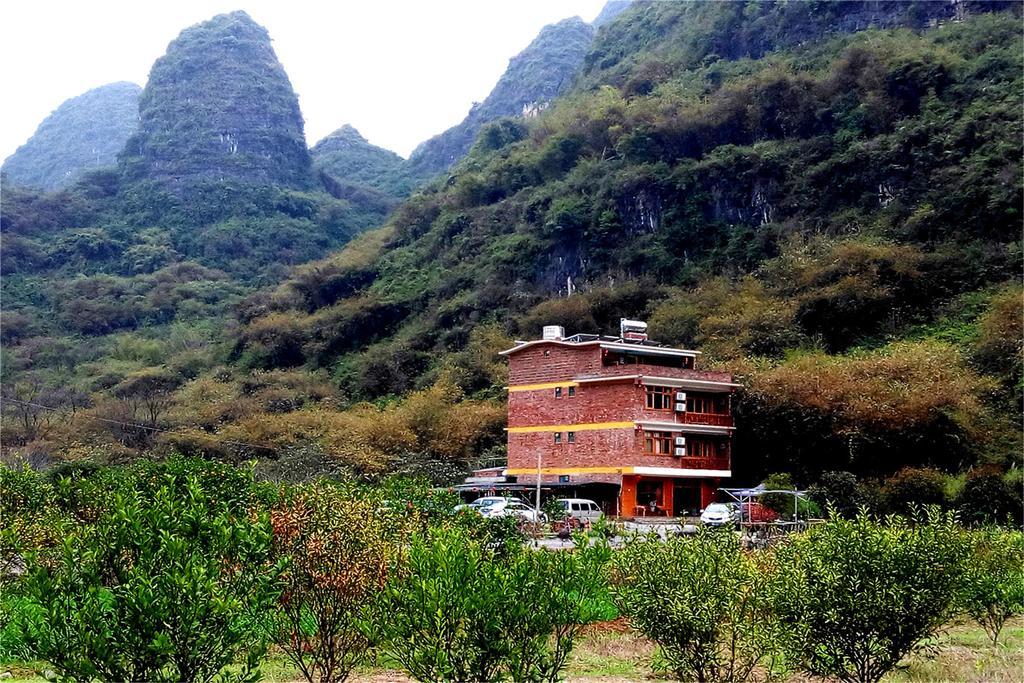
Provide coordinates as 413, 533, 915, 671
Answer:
0, 0, 607, 162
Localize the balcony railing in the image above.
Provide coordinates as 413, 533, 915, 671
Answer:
681, 412, 733, 427
676, 456, 731, 471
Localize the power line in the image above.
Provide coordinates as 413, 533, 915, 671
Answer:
3, 397, 279, 452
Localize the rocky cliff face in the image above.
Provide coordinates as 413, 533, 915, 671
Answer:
407, 17, 596, 176
119, 11, 312, 190
2, 82, 141, 191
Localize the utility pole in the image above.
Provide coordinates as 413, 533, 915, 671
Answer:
535, 450, 542, 546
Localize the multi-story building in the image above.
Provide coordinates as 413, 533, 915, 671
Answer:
499, 320, 738, 517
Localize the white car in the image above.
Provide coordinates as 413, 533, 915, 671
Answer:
479, 498, 546, 523
454, 496, 508, 513
700, 503, 737, 527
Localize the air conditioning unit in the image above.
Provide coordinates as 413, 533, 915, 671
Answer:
674, 436, 686, 446
674, 447, 686, 457
674, 391, 687, 412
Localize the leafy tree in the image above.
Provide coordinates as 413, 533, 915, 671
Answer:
954, 469, 1023, 526
808, 471, 870, 518
771, 511, 969, 683
269, 485, 403, 683
611, 532, 788, 682
881, 467, 949, 515
19, 473, 281, 683
959, 528, 1024, 645
374, 525, 606, 682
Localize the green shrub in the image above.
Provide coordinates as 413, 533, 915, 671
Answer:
881, 467, 949, 515
374, 525, 606, 682
19, 473, 281, 683
954, 470, 1023, 526
373, 526, 508, 682
611, 531, 788, 682
959, 528, 1024, 644
807, 471, 863, 518
770, 511, 969, 683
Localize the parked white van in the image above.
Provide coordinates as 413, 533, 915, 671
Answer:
555, 498, 604, 522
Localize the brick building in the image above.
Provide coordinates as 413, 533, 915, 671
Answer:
499, 321, 738, 518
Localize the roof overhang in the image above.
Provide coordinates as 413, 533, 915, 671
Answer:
635, 420, 734, 435
598, 342, 699, 358
637, 375, 740, 392
499, 339, 700, 358
631, 466, 731, 479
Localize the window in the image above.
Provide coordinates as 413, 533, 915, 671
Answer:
645, 385, 673, 410
553, 432, 561, 444
689, 440, 723, 458
643, 430, 673, 455
567, 431, 576, 443
554, 387, 562, 398
689, 395, 725, 414
567, 386, 576, 397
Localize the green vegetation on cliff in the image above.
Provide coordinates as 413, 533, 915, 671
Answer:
1, 82, 140, 191
119, 11, 313, 191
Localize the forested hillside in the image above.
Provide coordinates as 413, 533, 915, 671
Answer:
1, 2, 1020, 501
1, 82, 141, 191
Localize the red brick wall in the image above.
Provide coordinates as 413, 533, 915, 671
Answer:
508, 428, 639, 470
507, 344, 603, 385
507, 380, 643, 428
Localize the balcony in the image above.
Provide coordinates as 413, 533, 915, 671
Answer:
676, 456, 731, 471
680, 412, 733, 427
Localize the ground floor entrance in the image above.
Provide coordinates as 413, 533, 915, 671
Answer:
619, 475, 717, 518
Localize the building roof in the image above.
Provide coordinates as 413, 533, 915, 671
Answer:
499, 336, 700, 358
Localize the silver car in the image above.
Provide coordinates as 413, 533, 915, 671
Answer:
555, 498, 604, 523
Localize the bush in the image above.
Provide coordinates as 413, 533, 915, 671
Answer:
269, 485, 403, 683
808, 471, 863, 518
19, 473, 281, 683
954, 469, 1023, 526
959, 528, 1024, 645
771, 511, 969, 683
611, 532, 787, 682
881, 467, 949, 515
373, 526, 606, 682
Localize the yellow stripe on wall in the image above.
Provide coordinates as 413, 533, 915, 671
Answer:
507, 381, 580, 392
506, 466, 628, 475
506, 421, 634, 433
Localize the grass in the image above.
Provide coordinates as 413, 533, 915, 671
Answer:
3, 619, 1021, 682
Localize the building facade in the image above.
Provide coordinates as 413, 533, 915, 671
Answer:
500, 323, 738, 517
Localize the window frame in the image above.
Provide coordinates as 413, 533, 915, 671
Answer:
643, 430, 673, 456
645, 385, 674, 411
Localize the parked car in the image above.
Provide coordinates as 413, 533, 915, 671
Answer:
454, 496, 507, 513
479, 498, 546, 523
555, 498, 604, 523
700, 503, 737, 527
